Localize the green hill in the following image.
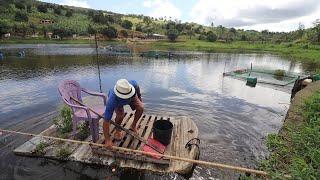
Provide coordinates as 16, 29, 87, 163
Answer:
0, 0, 319, 43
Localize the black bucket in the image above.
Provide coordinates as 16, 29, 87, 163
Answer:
153, 120, 173, 146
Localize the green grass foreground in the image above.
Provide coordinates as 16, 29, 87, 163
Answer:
261, 91, 320, 179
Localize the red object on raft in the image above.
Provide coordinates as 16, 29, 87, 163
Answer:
142, 138, 166, 159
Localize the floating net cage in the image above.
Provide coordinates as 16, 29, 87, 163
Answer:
224, 68, 299, 86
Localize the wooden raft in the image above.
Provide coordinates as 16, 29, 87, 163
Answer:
13, 112, 199, 175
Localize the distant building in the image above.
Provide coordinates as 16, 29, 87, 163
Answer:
4, 33, 10, 38
47, 32, 53, 38
149, 33, 166, 39
52, 35, 60, 39
40, 19, 54, 24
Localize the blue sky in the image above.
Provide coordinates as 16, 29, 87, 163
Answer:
41, 0, 320, 32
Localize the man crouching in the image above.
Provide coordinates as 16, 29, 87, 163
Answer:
103, 79, 144, 147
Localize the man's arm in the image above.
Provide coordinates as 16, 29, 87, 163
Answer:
136, 86, 142, 102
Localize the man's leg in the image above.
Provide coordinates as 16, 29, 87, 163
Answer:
130, 95, 144, 133
103, 121, 113, 147
114, 107, 125, 140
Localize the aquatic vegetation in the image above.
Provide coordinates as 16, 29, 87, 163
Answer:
261, 91, 320, 179
55, 147, 72, 159
273, 69, 285, 77
53, 106, 72, 134
34, 141, 48, 155
77, 122, 90, 140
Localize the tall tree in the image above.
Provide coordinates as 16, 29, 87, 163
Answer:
167, 28, 179, 41
313, 19, 320, 43
121, 20, 133, 30
297, 22, 305, 39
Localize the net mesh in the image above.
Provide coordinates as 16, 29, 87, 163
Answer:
224, 68, 299, 86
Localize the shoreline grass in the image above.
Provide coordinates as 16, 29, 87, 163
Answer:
261, 88, 320, 179
145, 40, 320, 62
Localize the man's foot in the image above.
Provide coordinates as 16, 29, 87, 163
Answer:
130, 125, 138, 133
104, 139, 113, 148
114, 130, 125, 141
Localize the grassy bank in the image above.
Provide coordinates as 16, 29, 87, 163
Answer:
0, 38, 125, 45
260, 82, 320, 179
143, 40, 320, 62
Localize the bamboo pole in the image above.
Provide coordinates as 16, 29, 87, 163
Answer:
0, 128, 268, 176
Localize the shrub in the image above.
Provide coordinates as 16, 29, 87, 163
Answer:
14, 2, 25, 10
0, 20, 11, 37
119, 29, 128, 38
286, 43, 293, 47
121, 20, 133, 30
15, 12, 28, 22
54, 7, 62, 15
274, 69, 285, 77
77, 122, 90, 140
66, 10, 73, 17
53, 106, 73, 134
37, 4, 47, 13
87, 24, 97, 35
198, 34, 206, 40
56, 147, 71, 159
301, 44, 309, 49
135, 23, 143, 32
101, 26, 117, 39
53, 26, 74, 40
167, 28, 179, 41
206, 31, 217, 42
34, 141, 48, 155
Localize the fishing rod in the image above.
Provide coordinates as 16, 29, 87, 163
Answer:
0, 128, 270, 176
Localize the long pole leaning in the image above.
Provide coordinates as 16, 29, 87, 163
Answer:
0, 128, 268, 176
70, 97, 163, 154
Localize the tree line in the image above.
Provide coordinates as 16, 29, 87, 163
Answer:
0, 0, 320, 45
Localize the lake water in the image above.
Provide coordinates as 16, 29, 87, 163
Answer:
0, 44, 314, 179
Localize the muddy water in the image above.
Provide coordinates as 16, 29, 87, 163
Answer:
0, 44, 314, 179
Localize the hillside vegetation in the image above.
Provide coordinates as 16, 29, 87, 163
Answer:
0, 0, 320, 61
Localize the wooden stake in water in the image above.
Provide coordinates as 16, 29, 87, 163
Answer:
94, 33, 102, 93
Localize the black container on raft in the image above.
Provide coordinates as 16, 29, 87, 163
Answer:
153, 120, 173, 146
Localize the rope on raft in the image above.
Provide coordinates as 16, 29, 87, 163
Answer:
0, 128, 273, 177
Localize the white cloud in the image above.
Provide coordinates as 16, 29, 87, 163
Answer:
61, 0, 90, 8
190, 0, 320, 31
143, 0, 181, 19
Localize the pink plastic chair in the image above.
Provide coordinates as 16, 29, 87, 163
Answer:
58, 80, 107, 142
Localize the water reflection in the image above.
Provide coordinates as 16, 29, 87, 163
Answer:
0, 49, 315, 179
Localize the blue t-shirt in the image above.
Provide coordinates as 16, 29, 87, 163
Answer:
104, 80, 140, 120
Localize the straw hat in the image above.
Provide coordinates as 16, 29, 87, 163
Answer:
114, 79, 135, 99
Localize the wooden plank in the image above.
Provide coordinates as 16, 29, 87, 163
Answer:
129, 115, 152, 150
135, 116, 159, 171
121, 114, 146, 148
94, 112, 131, 145
112, 113, 135, 147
